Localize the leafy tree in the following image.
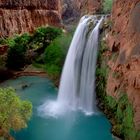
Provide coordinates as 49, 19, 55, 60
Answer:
6, 33, 31, 70
0, 88, 32, 139
6, 27, 62, 70
32, 26, 62, 48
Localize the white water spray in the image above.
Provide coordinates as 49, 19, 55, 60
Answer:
38, 15, 103, 117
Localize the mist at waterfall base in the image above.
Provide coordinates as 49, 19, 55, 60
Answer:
38, 15, 104, 117
1, 76, 113, 140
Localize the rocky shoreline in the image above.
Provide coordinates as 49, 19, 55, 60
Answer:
13, 71, 47, 78
0, 65, 48, 82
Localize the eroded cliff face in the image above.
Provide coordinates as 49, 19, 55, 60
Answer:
106, 0, 140, 131
0, 0, 61, 37
0, 0, 103, 36
61, 0, 102, 22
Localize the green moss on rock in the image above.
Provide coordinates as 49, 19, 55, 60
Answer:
96, 38, 140, 140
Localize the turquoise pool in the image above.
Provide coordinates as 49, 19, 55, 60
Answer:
0, 76, 113, 140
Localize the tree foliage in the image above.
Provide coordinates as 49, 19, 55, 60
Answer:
32, 26, 62, 46
6, 26, 62, 70
6, 33, 31, 70
0, 88, 32, 138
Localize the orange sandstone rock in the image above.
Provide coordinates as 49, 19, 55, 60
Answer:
0, 0, 62, 37
106, 0, 140, 130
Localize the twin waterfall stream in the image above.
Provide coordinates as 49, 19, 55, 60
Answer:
39, 15, 103, 117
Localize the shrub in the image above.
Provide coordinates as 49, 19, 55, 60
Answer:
44, 33, 72, 77
0, 88, 32, 138
96, 36, 140, 140
6, 33, 31, 70
31, 26, 62, 48
6, 26, 62, 70
103, 0, 113, 14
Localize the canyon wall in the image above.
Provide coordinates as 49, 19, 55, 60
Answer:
106, 0, 140, 132
0, 0, 102, 36
61, 0, 102, 21
0, 0, 62, 37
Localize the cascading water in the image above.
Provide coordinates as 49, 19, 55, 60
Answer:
38, 15, 103, 117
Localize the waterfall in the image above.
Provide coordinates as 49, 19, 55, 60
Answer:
38, 15, 103, 117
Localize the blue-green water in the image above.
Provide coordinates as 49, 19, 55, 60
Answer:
0, 76, 113, 140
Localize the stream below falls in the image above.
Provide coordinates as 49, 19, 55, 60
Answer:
0, 76, 114, 140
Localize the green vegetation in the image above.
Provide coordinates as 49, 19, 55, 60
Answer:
0, 25, 73, 84
96, 40, 109, 98
0, 87, 32, 139
96, 37, 140, 140
0, 38, 6, 45
44, 34, 72, 75
34, 31, 73, 83
103, 0, 113, 13
0, 56, 6, 69
105, 94, 140, 140
32, 26, 62, 47
6, 33, 31, 70
0, 26, 62, 70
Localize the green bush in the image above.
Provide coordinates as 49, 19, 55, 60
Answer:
44, 33, 72, 77
103, 0, 113, 13
6, 33, 31, 70
5, 26, 62, 70
96, 37, 140, 140
0, 87, 32, 138
31, 26, 62, 48
105, 94, 140, 140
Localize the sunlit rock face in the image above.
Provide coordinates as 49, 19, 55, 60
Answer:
106, 0, 140, 130
0, 0, 102, 36
0, 0, 62, 37
87, 0, 102, 14
61, 0, 102, 22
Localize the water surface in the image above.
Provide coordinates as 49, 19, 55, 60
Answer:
0, 76, 113, 140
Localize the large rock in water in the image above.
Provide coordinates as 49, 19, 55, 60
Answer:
0, 0, 62, 37
61, 0, 102, 22
106, 0, 140, 130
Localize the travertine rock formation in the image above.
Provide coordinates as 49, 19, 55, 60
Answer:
0, 0, 62, 37
106, 0, 140, 130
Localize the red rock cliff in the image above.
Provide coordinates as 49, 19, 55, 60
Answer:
106, 0, 140, 130
87, 0, 102, 14
61, 0, 102, 21
0, 0, 62, 37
